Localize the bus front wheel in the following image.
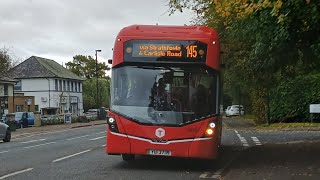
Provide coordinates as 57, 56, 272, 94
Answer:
122, 154, 135, 161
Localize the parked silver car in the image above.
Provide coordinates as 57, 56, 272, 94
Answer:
0, 119, 11, 142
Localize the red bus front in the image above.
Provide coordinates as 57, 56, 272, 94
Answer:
106, 25, 222, 161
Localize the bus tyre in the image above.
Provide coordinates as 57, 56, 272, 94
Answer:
3, 129, 11, 142
122, 154, 135, 161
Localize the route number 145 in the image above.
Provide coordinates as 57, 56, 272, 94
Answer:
186, 45, 198, 58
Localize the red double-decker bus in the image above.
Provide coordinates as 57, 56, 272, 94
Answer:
106, 25, 222, 161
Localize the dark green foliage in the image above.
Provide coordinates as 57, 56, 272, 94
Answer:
82, 78, 110, 110
270, 73, 320, 122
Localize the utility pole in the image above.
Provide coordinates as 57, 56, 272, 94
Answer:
95, 50, 101, 108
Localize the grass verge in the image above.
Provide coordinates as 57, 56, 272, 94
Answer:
258, 122, 320, 129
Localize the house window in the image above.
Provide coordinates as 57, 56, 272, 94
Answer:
78, 82, 80, 92
1, 97, 8, 108
16, 105, 23, 112
75, 82, 78, 92
55, 79, 58, 91
63, 80, 66, 91
67, 81, 70, 91
14, 80, 21, 91
4, 84, 8, 95
59, 80, 62, 91
79, 83, 82, 92
35, 105, 39, 111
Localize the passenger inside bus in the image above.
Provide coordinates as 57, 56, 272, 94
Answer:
149, 78, 170, 111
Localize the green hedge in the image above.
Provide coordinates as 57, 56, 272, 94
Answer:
270, 73, 320, 122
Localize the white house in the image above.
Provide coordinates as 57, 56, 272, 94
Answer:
7, 56, 84, 116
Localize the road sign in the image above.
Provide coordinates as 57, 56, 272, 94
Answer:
65, 114, 72, 124
309, 104, 320, 113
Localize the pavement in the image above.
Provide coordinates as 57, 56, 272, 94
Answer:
0, 116, 319, 180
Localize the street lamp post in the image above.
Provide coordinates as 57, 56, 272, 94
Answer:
95, 50, 101, 108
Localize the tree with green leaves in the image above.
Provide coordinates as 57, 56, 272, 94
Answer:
168, 0, 320, 123
82, 78, 110, 111
65, 55, 110, 79
66, 55, 111, 110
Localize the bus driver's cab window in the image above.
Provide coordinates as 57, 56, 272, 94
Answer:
126, 77, 151, 106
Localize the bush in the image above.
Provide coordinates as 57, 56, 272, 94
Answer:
41, 115, 64, 125
78, 115, 89, 123
270, 73, 320, 122
6, 121, 16, 131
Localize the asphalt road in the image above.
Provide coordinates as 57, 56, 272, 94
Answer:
0, 118, 319, 180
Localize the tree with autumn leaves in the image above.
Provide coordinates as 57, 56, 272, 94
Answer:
169, 0, 320, 123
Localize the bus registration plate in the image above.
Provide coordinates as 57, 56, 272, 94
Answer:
147, 149, 171, 156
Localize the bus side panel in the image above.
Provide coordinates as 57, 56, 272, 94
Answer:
205, 37, 220, 71
106, 131, 131, 155
188, 137, 219, 159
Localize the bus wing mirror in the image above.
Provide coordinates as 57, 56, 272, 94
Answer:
108, 59, 112, 64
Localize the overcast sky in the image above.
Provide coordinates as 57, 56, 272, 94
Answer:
0, 0, 194, 68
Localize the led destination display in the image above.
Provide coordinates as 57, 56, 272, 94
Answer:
124, 40, 207, 63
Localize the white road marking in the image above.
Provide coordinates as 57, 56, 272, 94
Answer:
13, 129, 73, 140
251, 137, 262, 145
89, 136, 105, 141
23, 142, 56, 149
0, 168, 33, 180
96, 131, 106, 135
199, 172, 210, 178
234, 130, 249, 147
0, 150, 9, 154
199, 172, 222, 179
52, 149, 92, 163
21, 139, 46, 144
67, 135, 89, 141
12, 125, 102, 140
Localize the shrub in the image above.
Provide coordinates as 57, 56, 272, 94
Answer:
270, 73, 320, 122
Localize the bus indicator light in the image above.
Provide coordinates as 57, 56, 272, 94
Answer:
126, 47, 132, 53
205, 129, 214, 136
198, 49, 205, 56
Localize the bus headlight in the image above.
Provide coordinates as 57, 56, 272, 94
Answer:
209, 122, 216, 128
107, 116, 119, 133
108, 117, 115, 124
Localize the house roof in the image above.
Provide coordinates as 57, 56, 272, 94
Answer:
0, 75, 16, 83
7, 56, 83, 80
